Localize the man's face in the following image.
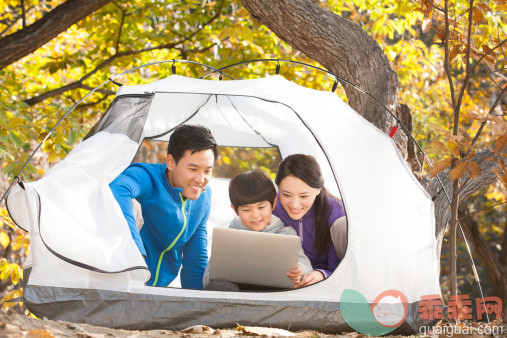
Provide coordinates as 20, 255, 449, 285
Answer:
166, 149, 215, 200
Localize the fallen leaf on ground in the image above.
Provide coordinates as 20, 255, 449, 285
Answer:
182, 325, 215, 334
236, 325, 295, 336
24, 330, 55, 338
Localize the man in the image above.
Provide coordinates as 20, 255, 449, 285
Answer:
110, 124, 217, 289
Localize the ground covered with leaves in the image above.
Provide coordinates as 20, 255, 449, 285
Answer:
0, 311, 347, 338
1, 310, 506, 337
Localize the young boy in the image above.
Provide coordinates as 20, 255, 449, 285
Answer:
203, 170, 313, 291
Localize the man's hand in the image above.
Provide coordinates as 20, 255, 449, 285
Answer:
286, 265, 303, 284
294, 270, 325, 288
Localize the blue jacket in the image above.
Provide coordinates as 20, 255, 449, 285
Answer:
109, 163, 211, 289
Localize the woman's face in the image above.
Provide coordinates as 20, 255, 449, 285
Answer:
278, 175, 321, 220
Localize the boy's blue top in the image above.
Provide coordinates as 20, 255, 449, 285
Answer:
109, 163, 211, 289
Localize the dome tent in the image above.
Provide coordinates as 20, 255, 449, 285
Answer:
6, 68, 442, 334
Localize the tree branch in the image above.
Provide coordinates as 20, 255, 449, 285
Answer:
24, 82, 114, 106
0, 0, 114, 69
20, 0, 26, 28
449, 38, 507, 126
23, 0, 225, 106
78, 94, 111, 109
176, 43, 216, 55
452, 0, 475, 136
444, 0, 457, 110
423, 145, 507, 262
114, 10, 126, 55
427, 0, 445, 13
465, 84, 507, 158
0, 4, 39, 38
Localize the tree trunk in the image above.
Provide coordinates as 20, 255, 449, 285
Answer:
449, 178, 460, 309
459, 208, 507, 321
0, 0, 113, 70
240, 0, 414, 165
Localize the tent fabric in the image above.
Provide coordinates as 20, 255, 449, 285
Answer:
22, 283, 428, 334
7, 75, 441, 333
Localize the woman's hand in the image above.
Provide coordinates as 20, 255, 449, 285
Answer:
286, 265, 303, 284
294, 270, 325, 288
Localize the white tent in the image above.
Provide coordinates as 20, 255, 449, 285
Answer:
7, 75, 441, 334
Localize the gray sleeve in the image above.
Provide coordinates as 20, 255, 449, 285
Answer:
282, 227, 313, 274
202, 262, 210, 288
297, 246, 313, 274
132, 199, 144, 230
330, 217, 348, 260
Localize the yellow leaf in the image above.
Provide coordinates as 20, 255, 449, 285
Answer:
482, 44, 492, 54
0, 232, 9, 249
1, 289, 23, 311
430, 157, 453, 178
449, 44, 461, 62
477, 4, 491, 12
434, 141, 448, 153
448, 142, 460, 157
472, 7, 484, 24
0, 264, 13, 280
468, 161, 482, 181
494, 134, 507, 153
464, 151, 476, 160
9, 263, 22, 285
25, 330, 55, 338
449, 161, 467, 181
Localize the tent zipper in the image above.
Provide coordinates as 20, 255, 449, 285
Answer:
152, 193, 187, 286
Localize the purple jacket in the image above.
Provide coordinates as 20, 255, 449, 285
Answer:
273, 195, 345, 278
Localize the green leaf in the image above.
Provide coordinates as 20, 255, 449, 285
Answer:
8, 131, 24, 148
67, 129, 76, 145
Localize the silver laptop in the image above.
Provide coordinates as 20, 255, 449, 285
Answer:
209, 227, 301, 289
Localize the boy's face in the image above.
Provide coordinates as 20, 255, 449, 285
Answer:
235, 200, 274, 231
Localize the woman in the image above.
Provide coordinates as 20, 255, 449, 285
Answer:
273, 154, 346, 288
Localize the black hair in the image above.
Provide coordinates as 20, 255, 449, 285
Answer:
275, 154, 336, 257
167, 124, 218, 163
229, 170, 277, 212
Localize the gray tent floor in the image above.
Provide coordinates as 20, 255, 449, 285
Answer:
0, 311, 347, 337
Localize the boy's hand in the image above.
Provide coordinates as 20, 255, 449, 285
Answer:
294, 270, 325, 288
286, 265, 303, 284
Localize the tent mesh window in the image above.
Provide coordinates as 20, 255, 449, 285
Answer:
133, 140, 281, 179
85, 94, 154, 143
